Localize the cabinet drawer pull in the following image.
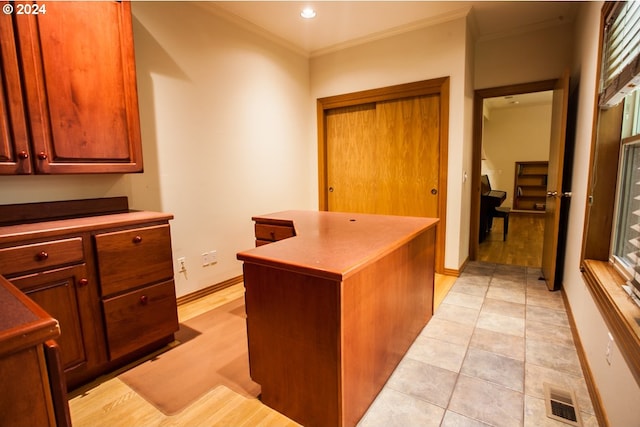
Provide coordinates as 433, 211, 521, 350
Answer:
36, 251, 49, 261
37, 152, 48, 160
18, 151, 29, 159
139, 295, 148, 305
132, 235, 143, 244
78, 278, 89, 287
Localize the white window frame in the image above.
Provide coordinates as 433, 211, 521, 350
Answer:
610, 90, 640, 299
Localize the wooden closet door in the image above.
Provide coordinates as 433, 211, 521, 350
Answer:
326, 94, 440, 218
326, 104, 377, 213
375, 95, 440, 217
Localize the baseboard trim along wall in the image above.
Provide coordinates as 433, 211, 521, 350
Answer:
561, 289, 607, 427
176, 275, 244, 306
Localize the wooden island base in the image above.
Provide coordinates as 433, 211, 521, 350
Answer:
237, 211, 438, 427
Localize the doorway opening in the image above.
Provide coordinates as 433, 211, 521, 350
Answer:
470, 80, 558, 269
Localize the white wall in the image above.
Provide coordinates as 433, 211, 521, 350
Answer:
563, 3, 640, 425
311, 17, 471, 271
128, 2, 314, 297
475, 23, 574, 89
482, 103, 552, 208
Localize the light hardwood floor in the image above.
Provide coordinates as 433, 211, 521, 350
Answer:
69, 275, 453, 427
477, 212, 545, 267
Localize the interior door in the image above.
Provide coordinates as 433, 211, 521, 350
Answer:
326, 95, 440, 218
541, 70, 570, 290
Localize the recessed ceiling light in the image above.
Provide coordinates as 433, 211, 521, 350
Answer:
301, 7, 316, 19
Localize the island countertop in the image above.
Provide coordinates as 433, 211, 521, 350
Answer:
236, 210, 438, 281
238, 210, 438, 427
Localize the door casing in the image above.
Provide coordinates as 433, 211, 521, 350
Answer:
470, 79, 561, 265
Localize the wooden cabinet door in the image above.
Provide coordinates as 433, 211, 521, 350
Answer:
14, 1, 143, 173
10, 265, 103, 379
0, 13, 31, 174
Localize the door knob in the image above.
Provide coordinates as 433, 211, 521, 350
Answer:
431, 188, 438, 195
329, 187, 334, 193
547, 191, 571, 198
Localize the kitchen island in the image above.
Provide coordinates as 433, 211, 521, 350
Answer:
237, 210, 438, 427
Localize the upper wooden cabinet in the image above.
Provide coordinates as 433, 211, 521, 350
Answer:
0, 14, 32, 174
1, 1, 143, 174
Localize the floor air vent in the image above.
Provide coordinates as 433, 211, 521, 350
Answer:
543, 382, 582, 426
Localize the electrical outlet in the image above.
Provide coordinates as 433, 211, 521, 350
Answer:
201, 252, 210, 266
606, 332, 613, 365
177, 257, 187, 273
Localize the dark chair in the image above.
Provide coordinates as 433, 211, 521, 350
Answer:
492, 206, 510, 241
480, 175, 510, 241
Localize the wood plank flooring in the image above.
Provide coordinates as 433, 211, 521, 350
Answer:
69, 276, 452, 427
477, 212, 545, 267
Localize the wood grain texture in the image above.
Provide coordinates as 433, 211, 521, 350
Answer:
103, 280, 178, 361
0, 206, 177, 390
243, 264, 340, 427
541, 71, 569, 291
0, 12, 31, 174
0, 197, 129, 226
317, 77, 449, 273
0, 237, 84, 276
0, 211, 173, 245
239, 210, 438, 281
0, 276, 61, 427
582, 103, 623, 260
375, 95, 440, 217
341, 228, 435, 427
325, 96, 440, 217
14, 1, 143, 173
95, 224, 174, 297
326, 103, 377, 214
68, 275, 454, 426
477, 212, 544, 267
240, 211, 436, 427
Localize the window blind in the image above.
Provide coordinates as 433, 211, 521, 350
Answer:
601, 1, 640, 107
614, 139, 640, 300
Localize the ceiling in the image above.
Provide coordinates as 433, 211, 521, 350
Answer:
207, 1, 580, 57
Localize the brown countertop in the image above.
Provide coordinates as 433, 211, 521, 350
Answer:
237, 210, 438, 281
0, 275, 59, 358
0, 211, 174, 244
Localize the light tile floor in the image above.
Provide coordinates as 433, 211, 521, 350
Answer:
357, 262, 599, 427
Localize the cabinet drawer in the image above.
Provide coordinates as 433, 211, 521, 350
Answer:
0, 238, 84, 276
95, 224, 173, 296
102, 280, 178, 361
254, 223, 295, 242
